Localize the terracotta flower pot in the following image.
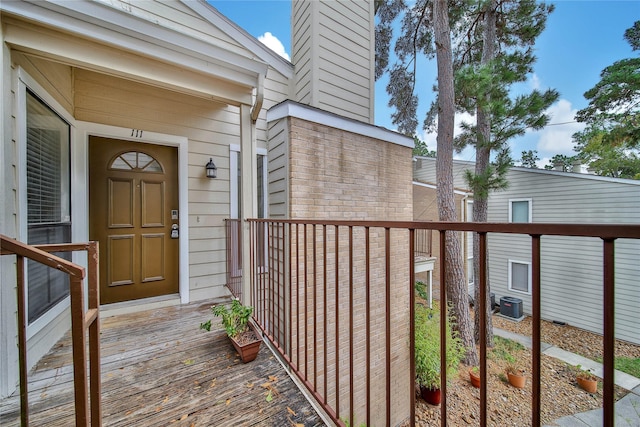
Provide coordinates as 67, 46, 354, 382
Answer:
507, 372, 526, 389
577, 376, 598, 393
230, 324, 262, 363
420, 386, 441, 405
469, 369, 480, 388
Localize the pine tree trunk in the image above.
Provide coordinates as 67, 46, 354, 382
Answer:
473, 0, 497, 347
433, 0, 478, 366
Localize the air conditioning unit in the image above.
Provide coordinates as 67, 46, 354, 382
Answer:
500, 296, 523, 319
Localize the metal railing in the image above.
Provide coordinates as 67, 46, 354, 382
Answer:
245, 219, 640, 427
224, 219, 243, 298
0, 235, 101, 427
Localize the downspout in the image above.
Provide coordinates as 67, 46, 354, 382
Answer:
250, 73, 264, 124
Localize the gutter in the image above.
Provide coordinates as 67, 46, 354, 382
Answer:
251, 73, 264, 123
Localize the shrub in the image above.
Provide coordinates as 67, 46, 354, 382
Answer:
415, 304, 465, 389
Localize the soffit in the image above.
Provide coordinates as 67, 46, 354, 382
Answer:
1, 0, 271, 105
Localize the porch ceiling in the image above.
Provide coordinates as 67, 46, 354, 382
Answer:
1, 1, 266, 106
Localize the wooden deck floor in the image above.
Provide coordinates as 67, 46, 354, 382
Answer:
0, 301, 326, 426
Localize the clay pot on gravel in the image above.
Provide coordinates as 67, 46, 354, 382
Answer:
506, 364, 526, 389
469, 368, 480, 388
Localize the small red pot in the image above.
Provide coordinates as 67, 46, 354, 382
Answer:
420, 386, 441, 405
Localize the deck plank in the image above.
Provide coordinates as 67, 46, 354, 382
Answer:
0, 301, 326, 426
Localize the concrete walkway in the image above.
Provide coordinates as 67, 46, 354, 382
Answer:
493, 328, 640, 426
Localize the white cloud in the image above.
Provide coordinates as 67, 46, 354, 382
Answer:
530, 73, 541, 90
258, 32, 290, 61
535, 99, 585, 155
421, 111, 476, 158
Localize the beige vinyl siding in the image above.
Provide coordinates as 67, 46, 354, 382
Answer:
102, 0, 253, 59
12, 53, 73, 114
266, 117, 289, 219
1, 35, 19, 397
1, 52, 75, 396
75, 68, 238, 301
292, 0, 374, 123
292, 0, 313, 106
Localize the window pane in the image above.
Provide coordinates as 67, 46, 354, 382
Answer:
511, 262, 529, 292
26, 90, 71, 323
511, 201, 529, 223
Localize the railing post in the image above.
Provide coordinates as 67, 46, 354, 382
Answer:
531, 235, 541, 427
603, 238, 615, 427
70, 275, 90, 426
438, 230, 447, 427
88, 241, 102, 427
16, 256, 28, 427
479, 232, 487, 427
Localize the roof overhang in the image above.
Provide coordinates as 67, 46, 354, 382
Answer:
1, 0, 269, 105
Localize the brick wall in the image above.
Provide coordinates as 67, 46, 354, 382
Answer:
284, 116, 413, 426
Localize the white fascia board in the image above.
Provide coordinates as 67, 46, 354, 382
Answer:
4, 23, 253, 105
267, 101, 414, 149
413, 181, 472, 197
3, 0, 268, 89
184, 0, 294, 79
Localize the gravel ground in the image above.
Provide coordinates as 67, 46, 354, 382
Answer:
411, 311, 639, 426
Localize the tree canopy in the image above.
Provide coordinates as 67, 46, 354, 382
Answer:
573, 20, 640, 179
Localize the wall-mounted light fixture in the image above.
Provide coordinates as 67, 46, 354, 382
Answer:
205, 157, 217, 178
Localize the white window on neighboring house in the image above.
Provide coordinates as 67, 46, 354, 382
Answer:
508, 260, 531, 294
509, 198, 532, 223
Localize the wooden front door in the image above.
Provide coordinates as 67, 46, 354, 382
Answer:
89, 137, 179, 304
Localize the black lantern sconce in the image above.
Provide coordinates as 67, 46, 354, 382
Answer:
205, 157, 217, 179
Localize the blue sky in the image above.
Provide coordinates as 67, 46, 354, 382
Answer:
210, 1, 639, 167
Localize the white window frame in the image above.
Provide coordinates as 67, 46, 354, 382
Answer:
509, 198, 532, 223
230, 145, 268, 270
230, 145, 268, 219
508, 259, 532, 295
16, 68, 76, 339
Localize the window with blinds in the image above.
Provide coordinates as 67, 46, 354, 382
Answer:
26, 90, 72, 323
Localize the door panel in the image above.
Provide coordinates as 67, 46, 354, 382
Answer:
108, 235, 134, 286
90, 136, 179, 304
109, 178, 134, 227
141, 233, 165, 282
141, 181, 164, 227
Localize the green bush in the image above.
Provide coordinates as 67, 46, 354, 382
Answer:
415, 304, 465, 389
199, 299, 253, 338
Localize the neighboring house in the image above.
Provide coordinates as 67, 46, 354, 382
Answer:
414, 156, 640, 345
0, 0, 413, 407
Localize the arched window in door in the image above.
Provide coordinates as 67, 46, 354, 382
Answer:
109, 151, 163, 172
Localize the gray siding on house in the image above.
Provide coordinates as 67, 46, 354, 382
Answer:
488, 168, 640, 344
414, 158, 640, 344
413, 156, 473, 190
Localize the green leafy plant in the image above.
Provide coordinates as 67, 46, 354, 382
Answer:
415, 304, 465, 390
415, 281, 428, 300
572, 364, 597, 381
200, 299, 253, 338
489, 336, 523, 364
505, 363, 525, 376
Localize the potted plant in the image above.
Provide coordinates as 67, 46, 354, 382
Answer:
469, 366, 480, 388
415, 304, 465, 405
574, 365, 598, 393
200, 299, 262, 363
506, 363, 526, 388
